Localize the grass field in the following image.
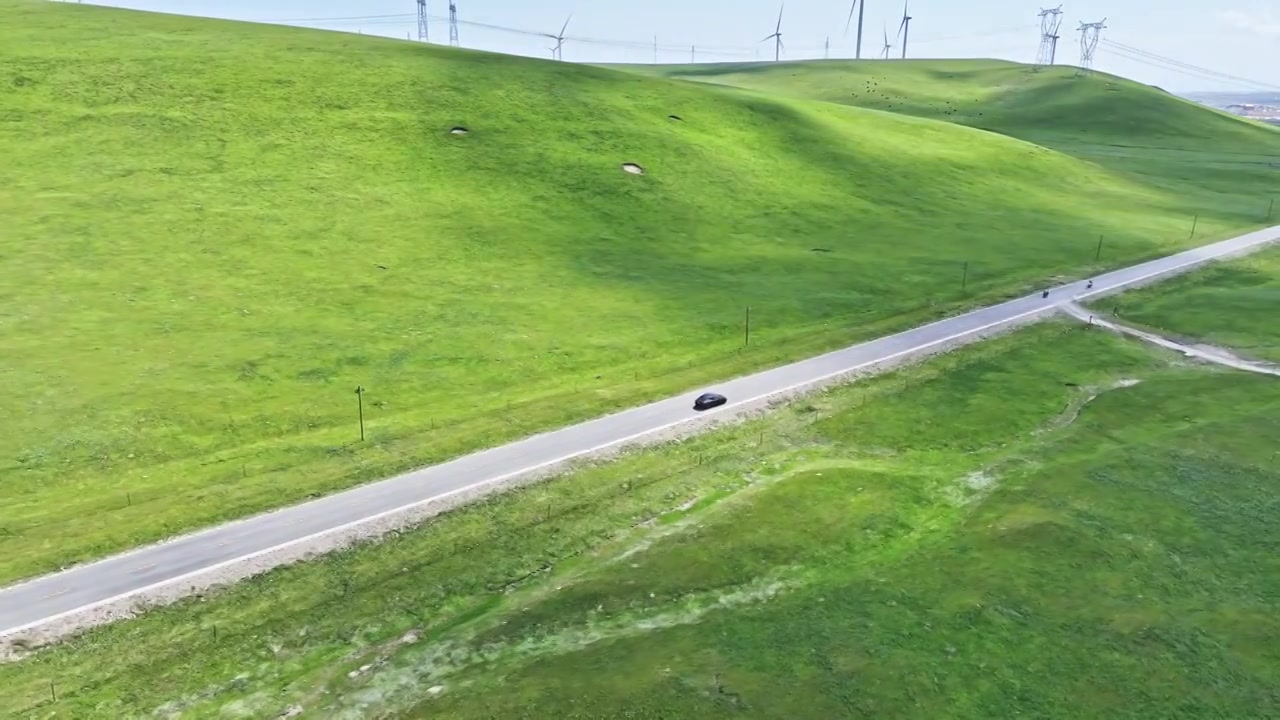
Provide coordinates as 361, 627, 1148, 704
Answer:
626, 59, 1280, 207
6, 322, 1279, 718
628, 59, 1277, 146
1097, 245, 1280, 362
3, 0, 1279, 583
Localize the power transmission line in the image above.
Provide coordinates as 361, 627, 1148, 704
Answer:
1076, 20, 1106, 76
1035, 6, 1063, 68
253, 13, 416, 23
1100, 39, 1280, 90
1099, 47, 1240, 88
157, 7, 1280, 97
914, 24, 1037, 45
1101, 47, 1280, 91
448, 1, 460, 47
228, 11, 1079, 65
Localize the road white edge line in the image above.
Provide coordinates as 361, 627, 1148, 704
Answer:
2, 229, 1276, 639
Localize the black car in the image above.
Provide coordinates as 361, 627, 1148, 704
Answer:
693, 392, 727, 411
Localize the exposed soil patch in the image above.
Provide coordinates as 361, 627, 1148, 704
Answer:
1035, 378, 1143, 436
938, 470, 1000, 506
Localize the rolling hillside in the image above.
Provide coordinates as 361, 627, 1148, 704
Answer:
626, 59, 1280, 199
630, 58, 1280, 148
0, 0, 1274, 581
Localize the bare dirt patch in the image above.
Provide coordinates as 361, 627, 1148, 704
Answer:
1035, 378, 1144, 436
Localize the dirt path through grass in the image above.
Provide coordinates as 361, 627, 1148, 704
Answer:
1062, 302, 1280, 376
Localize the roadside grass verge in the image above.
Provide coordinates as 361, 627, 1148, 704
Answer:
6, 321, 1278, 718
1093, 244, 1280, 362
2, 2, 1277, 582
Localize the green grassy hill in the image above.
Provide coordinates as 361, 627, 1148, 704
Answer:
629, 58, 1280, 148
625, 58, 1280, 200
0, 0, 1274, 581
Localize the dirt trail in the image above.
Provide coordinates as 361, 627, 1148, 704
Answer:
1061, 303, 1280, 378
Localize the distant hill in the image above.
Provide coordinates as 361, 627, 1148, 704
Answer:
616, 59, 1280, 155
1185, 91, 1280, 108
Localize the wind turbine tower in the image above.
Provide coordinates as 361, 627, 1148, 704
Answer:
546, 15, 571, 61
880, 25, 893, 59
448, 1, 460, 47
417, 0, 428, 42
761, 4, 785, 62
1035, 6, 1064, 67
897, 1, 912, 59
846, 0, 867, 59
1077, 19, 1106, 75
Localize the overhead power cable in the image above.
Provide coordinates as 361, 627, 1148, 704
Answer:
1099, 46, 1239, 88
909, 23, 1038, 45
242, 11, 1050, 61
252, 13, 416, 23
1100, 39, 1280, 91
236, 8, 1280, 86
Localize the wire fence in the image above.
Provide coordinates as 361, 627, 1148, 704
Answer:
9, 313, 1195, 714
9, 212, 1280, 713
11, 443, 749, 714
5, 205, 1278, 551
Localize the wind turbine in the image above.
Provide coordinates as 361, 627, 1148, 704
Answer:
880, 24, 893, 59
845, 0, 866, 59
896, 0, 912, 59
545, 14, 571, 61
760, 4, 784, 62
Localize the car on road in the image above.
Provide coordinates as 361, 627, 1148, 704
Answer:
693, 392, 727, 411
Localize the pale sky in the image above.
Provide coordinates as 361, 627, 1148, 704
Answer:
76, 0, 1280, 93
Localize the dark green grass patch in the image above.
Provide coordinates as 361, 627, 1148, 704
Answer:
6, 322, 1277, 719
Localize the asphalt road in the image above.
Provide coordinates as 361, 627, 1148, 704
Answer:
2, 226, 1276, 637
